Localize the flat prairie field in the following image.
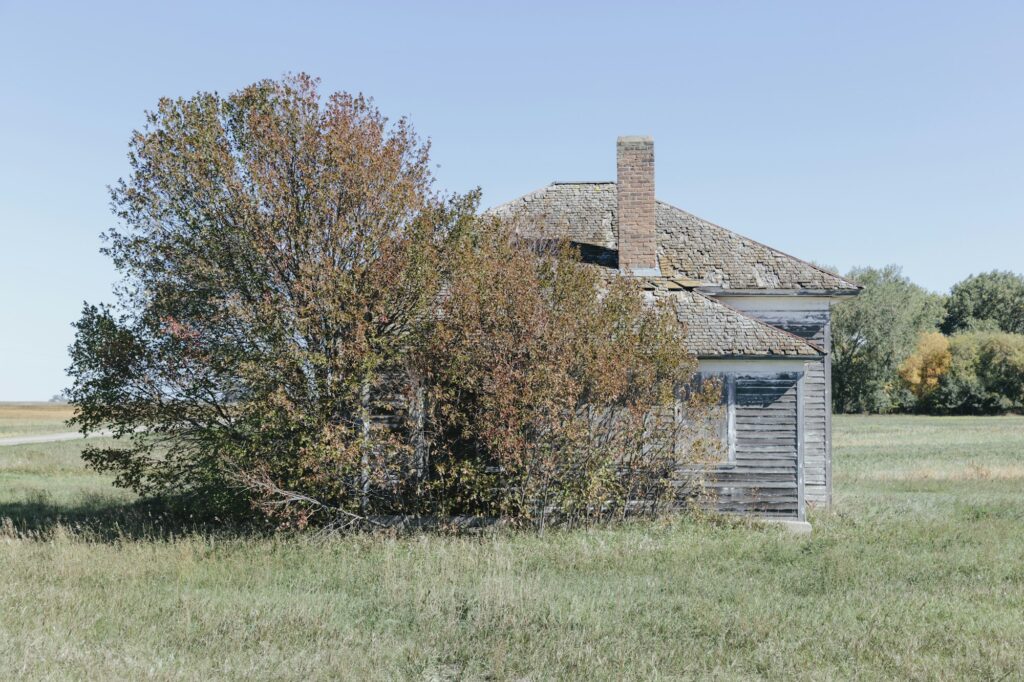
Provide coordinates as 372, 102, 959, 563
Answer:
1, 413, 1023, 680
0, 402, 75, 438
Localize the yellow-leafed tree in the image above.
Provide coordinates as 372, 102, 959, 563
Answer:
899, 332, 952, 399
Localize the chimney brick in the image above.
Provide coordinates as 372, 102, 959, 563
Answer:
616, 136, 659, 275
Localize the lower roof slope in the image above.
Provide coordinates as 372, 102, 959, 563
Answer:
645, 281, 822, 358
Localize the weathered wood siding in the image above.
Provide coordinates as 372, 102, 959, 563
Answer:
718, 299, 832, 506
801, 358, 829, 504
378, 365, 810, 520
708, 372, 802, 519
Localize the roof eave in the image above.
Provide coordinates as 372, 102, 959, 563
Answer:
695, 353, 823, 361
696, 287, 862, 297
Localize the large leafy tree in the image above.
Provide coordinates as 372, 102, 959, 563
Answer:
942, 270, 1024, 335
69, 75, 715, 526
68, 74, 471, 514
831, 265, 945, 413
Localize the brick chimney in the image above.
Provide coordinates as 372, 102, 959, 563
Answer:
616, 136, 660, 276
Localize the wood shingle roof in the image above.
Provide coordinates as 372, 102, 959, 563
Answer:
488, 181, 845, 358
490, 182, 859, 291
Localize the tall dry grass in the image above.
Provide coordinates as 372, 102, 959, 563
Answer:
0, 415, 1022, 679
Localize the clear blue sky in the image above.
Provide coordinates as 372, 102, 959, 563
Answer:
1, 1, 1022, 400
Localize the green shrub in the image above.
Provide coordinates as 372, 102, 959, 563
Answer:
922, 332, 1024, 414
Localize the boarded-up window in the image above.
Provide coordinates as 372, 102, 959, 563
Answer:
727, 373, 800, 517
676, 375, 728, 463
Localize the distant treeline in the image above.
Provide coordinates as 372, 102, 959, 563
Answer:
830, 267, 1024, 415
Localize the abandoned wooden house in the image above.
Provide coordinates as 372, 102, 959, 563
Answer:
488, 137, 861, 524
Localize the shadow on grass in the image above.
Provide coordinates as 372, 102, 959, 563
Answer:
0, 493, 269, 542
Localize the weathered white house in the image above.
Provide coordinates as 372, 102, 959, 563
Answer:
490, 137, 861, 522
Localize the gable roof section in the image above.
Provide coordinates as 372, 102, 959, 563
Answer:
489, 182, 617, 249
489, 182, 859, 291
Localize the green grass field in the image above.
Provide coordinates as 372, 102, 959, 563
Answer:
1, 411, 1023, 680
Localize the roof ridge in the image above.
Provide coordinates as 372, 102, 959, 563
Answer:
485, 184, 555, 216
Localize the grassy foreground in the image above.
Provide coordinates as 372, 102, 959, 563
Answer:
1, 413, 1023, 680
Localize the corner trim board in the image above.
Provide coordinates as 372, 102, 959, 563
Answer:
796, 370, 806, 522
726, 375, 736, 464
